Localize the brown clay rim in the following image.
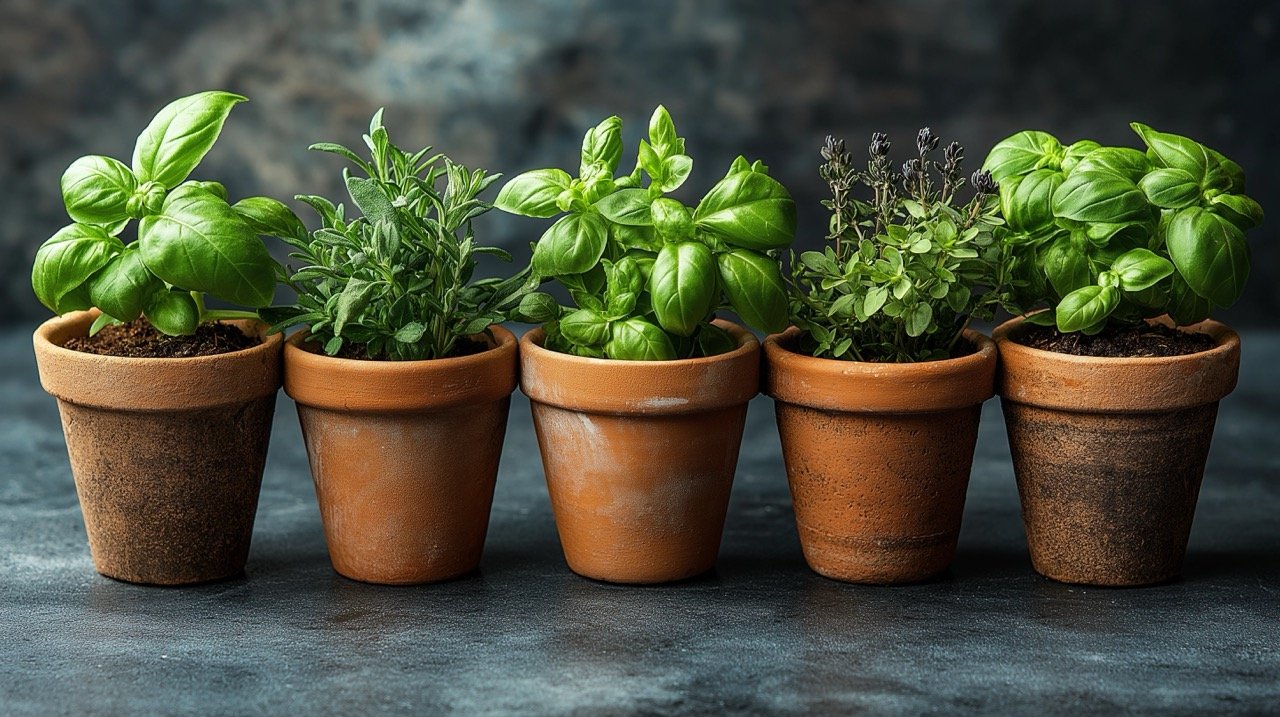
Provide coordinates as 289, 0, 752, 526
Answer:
762, 326, 997, 413
993, 313, 1241, 413
519, 318, 760, 415
284, 325, 518, 412
33, 309, 282, 411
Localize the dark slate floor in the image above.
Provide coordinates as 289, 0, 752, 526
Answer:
1, 326, 1277, 716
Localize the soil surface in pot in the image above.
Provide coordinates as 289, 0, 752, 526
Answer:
331, 336, 489, 361
64, 318, 259, 358
1015, 322, 1215, 358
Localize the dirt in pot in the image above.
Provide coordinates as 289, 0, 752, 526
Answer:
1017, 322, 1216, 358
332, 336, 491, 361
64, 318, 260, 358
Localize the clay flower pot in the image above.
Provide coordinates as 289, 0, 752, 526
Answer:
763, 327, 997, 584
994, 316, 1241, 587
520, 319, 759, 584
33, 310, 282, 586
284, 327, 517, 585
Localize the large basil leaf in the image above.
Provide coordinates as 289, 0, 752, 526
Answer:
1131, 123, 1211, 182
138, 184, 276, 307
1205, 147, 1245, 193
1061, 140, 1101, 174
1109, 248, 1174, 292
1208, 193, 1264, 231
144, 290, 200, 336
1072, 147, 1151, 183
232, 196, 308, 240
132, 91, 247, 188
32, 223, 124, 314
650, 242, 717, 336
495, 168, 572, 218
89, 247, 163, 321
1004, 168, 1062, 232
1167, 272, 1213, 325
61, 155, 138, 225
1165, 206, 1249, 307
1055, 285, 1120, 333
716, 249, 787, 333
981, 131, 1062, 181
1139, 168, 1200, 209
1051, 170, 1149, 223
531, 212, 608, 277
580, 116, 623, 177
559, 308, 611, 347
694, 171, 796, 250
1041, 232, 1093, 298
594, 189, 653, 226
605, 317, 676, 361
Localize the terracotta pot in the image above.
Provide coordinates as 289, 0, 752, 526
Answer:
32, 310, 281, 585
284, 327, 517, 585
763, 328, 997, 584
994, 316, 1241, 587
520, 319, 759, 584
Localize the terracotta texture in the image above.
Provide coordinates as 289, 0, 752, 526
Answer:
33, 310, 281, 586
284, 327, 517, 585
520, 319, 759, 584
995, 316, 1241, 587
763, 328, 997, 584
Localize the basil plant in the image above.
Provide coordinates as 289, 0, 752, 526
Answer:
32, 91, 298, 336
495, 106, 797, 360
984, 124, 1262, 333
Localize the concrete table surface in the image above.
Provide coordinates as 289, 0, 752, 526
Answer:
1, 327, 1277, 716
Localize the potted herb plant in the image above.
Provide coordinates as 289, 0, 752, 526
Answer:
496, 106, 796, 584
984, 124, 1260, 586
266, 111, 530, 585
763, 131, 1003, 584
31, 90, 294, 585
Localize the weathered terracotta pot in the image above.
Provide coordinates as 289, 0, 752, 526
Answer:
284, 327, 517, 585
520, 319, 759, 584
33, 310, 281, 586
763, 327, 997, 584
994, 316, 1241, 587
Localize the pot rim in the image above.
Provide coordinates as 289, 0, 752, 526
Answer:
33, 309, 282, 410
763, 326, 997, 413
284, 324, 518, 412
993, 313, 1241, 412
519, 318, 760, 415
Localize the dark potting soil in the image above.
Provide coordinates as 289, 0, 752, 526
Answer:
64, 319, 259, 358
332, 336, 491, 361
1017, 322, 1216, 358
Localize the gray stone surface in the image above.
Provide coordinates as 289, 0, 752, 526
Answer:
1, 325, 1277, 715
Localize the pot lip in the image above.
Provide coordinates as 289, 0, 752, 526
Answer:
520, 318, 758, 368
992, 312, 1240, 366
33, 309, 281, 365
763, 326, 996, 375
284, 323, 516, 372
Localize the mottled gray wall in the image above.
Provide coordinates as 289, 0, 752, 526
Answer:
4, 0, 1277, 325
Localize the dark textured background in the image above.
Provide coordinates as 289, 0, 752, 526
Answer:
3, 0, 1277, 326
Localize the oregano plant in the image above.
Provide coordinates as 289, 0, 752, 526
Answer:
262, 110, 531, 361
495, 106, 797, 360
32, 91, 295, 336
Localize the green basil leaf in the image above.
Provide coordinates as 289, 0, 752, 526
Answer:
1071, 147, 1152, 183
1052, 170, 1149, 223
650, 198, 694, 240
61, 155, 138, 225
659, 154, 693, 192
1005, 168, 1063, 232
594, 188, 653, 226
1205, 147, 1245, 193
185, 180, 227, 201
495, 168, 573, 218
650, 242, 717, 337
1168, 272, 1213, 325
89, 312, 123, 336
716, 249, 788, 334
606, 256, 645, 298
695, 322, 736, 357
89, 247, 163, 321
1110, 248, 1174, 292
606, 317, 676, 361
32, 224, 124, 314
694, 171, 797, 250
1165, 206, 1249, 307
232, 196, 308, 240
560, 308, 611, 347
648, 105, 680, 158
580, 116, 623, 177
1130, 123, 1211, 182
132, 90, 247, 188
515, 292, 561, 323
1042, 232, 1093, 298
531, 213, 608, 276
144, 290, 200, 336
1056, 285, 1120, 333
1060, 140, 1101, 174
138, 184, 276, 307
1139, 168, 1200, 209
981, 131, 1062, 181
1208, 193, 1264, 231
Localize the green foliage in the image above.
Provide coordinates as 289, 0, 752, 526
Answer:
984, 124, 1261, 333
32, 91, 292, 335
495, 106, 797, 360
263, 110, 531, 361
788, 130, 1005, 363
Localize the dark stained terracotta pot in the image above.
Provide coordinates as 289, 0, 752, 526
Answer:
284, 326, 517, 585
33, 310, 282, 586
520, 319, 759, 584
763, 327, 997, 584
994, 316, 1241, 587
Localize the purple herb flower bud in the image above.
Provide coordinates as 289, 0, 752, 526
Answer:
869, 132, 891, 158
916, 127, 939, 154
970, 169, 998, 195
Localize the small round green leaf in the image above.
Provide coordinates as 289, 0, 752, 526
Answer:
1109, 248, 1174, 292
560, 308, 611, 347
1055, 285, 1120, 333
61, 155, 138, 226
144, 290, 200, 336
605, 317, 676, 361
